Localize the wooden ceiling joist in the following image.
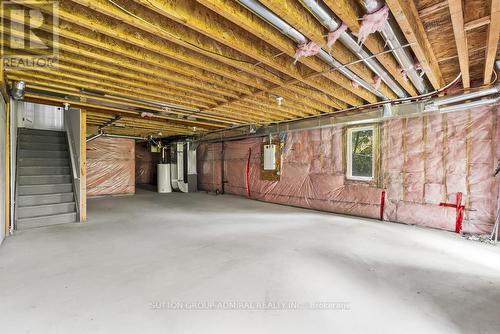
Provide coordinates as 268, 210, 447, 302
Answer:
448, 0, 470, 88
2, 0, 496, 138
385, 0, 445, 90
15, 75, 277, 124
483, 0, 500, 84
67, 0, 368, 107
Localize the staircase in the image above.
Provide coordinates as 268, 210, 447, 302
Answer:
16, 128, 77, 230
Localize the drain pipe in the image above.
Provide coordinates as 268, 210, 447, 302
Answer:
86, 132, 147, 142
237, 0, 387, 100
102, 133, 147, 141
361, 0, 429, 94
86, 132, 103, 142
299, 0, 409, 97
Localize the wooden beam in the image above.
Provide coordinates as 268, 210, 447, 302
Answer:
464, 16, 491, 31
2, 24, 240, 102
484, 0, 500, 85
385, 0, 445, 89
1, 14, 337, 120
80, 109, 86, 223
448, 0, 470, 88
418, 2, 449, 18
68, 0, 364, 106
22, 92, 224, 130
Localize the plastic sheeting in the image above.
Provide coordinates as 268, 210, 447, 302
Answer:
198, 104, 500, 235
87, 137, 135, 197
135, 143, 160, 185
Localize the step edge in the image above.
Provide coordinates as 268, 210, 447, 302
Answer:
18, 201, 76, 209
17, 212, 77, 222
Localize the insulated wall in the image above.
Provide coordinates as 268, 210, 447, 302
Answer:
197, 104, 500, 235
87, 137, 135, 197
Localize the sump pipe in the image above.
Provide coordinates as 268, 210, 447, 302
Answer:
86, 132, 147, 142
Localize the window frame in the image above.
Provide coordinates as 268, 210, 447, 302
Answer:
346, 125, 376, 182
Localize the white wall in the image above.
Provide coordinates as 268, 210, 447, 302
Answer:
0, 98, 6, 245
17, 101, 64, 130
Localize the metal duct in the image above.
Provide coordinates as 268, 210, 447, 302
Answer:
360, 0, 429, 94
196, 85, 499, 143
236, 0, 387, 100
11, 81, 26, 100
436, 98, 500, 114
299, 0, 409, 98
431, 85, 499, 107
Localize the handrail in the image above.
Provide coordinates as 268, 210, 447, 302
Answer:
65, 116, 79, 180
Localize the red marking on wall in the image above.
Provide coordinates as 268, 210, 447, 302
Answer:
246, 148, 251, 198
380, 191, 386, 221
439, 192, 465, 233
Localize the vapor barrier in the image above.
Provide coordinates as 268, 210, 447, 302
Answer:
198, 104, 500, 235
87, 137, 135, 197
136, 143, 160, 185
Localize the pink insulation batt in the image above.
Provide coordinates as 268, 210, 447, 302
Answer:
197, 104, 500, 235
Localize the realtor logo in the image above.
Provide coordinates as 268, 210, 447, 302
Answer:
1, 1, 59, 69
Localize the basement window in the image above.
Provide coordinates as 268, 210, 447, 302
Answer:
346, 126, 375, 181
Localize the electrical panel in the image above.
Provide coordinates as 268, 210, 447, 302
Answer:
263, 144, 277, 170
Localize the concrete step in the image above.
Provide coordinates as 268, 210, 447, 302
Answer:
19, 174, 72, 185
18, 183, 73, 195
18, 202, 76, 219
17, 192, 75, 206
19, 141, 67, 151
20, 134, 66, 144
19, 150, 68, 159
18, 166, 71, 176
19, 128, 65, 137
17, 212, 77, 230
18, 158, 70, 167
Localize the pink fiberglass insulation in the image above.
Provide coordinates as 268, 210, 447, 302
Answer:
197, 104, 500, 235
357, 4, 389, 44
327, 24, 347, 49
87, 137, 135, 197
197, 142, 223, 192
293, 41, 321, 64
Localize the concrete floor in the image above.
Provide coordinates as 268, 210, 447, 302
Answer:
1, 188, 500, 334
